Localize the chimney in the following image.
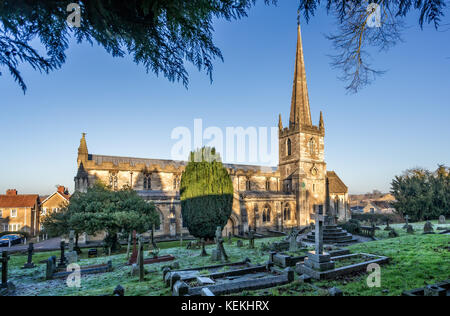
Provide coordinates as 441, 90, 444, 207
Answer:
6, 189, 17, 196
57, 186, 66, 194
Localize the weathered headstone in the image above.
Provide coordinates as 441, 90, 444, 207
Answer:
423, 221, 434, 234
288, 230, 298, 252
438, 215, 446, 224
406, 225, 414, 234
403, 215, 410, 229
212, 226, 228, 262
113, 285, 125, 296
23, 242, 36, 269
236, 240, 243, 248
68, 230, 75, 252
388, 229, 399, 238
248, 230, 255, 249
126, 232, 132, 260
128, 230, 138, 264
228, 232, 232, 244
57, 241, 67, 269
46, 256, 56, 280
66, 231, 78, 264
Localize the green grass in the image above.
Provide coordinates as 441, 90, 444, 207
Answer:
5, 234, 449, 296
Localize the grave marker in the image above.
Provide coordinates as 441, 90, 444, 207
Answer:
22, 242, 36, 269
438, 215, 446, 224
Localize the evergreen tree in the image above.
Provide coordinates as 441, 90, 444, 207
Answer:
180, 147, 233, 254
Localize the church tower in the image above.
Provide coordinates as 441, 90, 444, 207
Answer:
278, 23, 326, 226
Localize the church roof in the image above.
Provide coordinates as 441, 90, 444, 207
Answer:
327, 171, 348, 194
88, 154, 277, 173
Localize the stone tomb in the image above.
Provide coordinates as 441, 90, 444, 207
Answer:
402, 280, 450, 296
127, 232, 175, 266
163, 258, 252, 287
269, 248, 350, 268
171, 262, 295, 296
46, 256, 113, 280
296, 208, 389, 280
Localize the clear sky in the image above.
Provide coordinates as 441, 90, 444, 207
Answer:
0, 2, 449, 195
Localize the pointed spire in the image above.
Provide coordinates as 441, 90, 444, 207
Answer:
289, 22, 312, 128
78, 133, 88, 156
319, 111, 324, 131
278, 114, 283, 130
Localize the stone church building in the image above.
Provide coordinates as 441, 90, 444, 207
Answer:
74, 25, 350, 238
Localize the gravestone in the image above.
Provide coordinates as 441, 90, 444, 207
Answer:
438, 215, 446, 224
128, 230, 138, 264
126, 232, 132, 260
236, 240, 243, 248
403, 215, 410, 229
23, 242, 36, 269
57, 241, 67, 269
113, 285, 125, 296
138, 238, 145, 282
288, 230, 298, 252
406, 225, 414, 234
66, 230, 78, 264
212, 226, 228, 262
130, 264, 139, 277
228, 232, 232, 245
388, 229, 399, 238
45, 256, 57, 280
248, 230, 255, 249
423, 221, 434, 234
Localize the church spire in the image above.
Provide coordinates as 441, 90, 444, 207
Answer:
289, 22, 312, 128
77, 133, 88, 164
278, 114, 283, 130
319, 111, 324, 131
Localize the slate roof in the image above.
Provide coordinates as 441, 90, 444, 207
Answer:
89, 154, 278, 173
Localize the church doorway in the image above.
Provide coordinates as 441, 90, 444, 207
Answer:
223, 217, 236, 237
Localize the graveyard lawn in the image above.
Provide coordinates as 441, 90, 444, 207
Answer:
256, 234, 449, 296
375, 220, 449, 239
3, 234, 449, 296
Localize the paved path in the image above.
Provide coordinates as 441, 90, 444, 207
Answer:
0, 237, 61, 254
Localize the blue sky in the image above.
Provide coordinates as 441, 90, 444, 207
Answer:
0, 2, 449, 195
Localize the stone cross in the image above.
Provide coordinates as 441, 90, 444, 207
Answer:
405, 215, 409, 225
68, 230, 75, 253
23, 242, 35, 269
1, 251, 10, 287
314, 205, 325, 255
289, 230, 298, 252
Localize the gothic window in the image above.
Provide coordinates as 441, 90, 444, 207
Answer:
109, 172, 118, 191
246, 178, 251, 191
143, 174, 152, 190
173, 175, 181, 191
287, 138, 292, 156
309, 138, 316, 156
262, 205, 271, 223
265, 179, 270, 191
283, 204, 291, 221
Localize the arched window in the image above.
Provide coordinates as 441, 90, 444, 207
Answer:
265, 179, 271, 191
246, 178, 251, 191
283, 204, 291, 221
143, 174, 152, 190
287, 138, 292, 156
155, 210, 163, 231
262, 205, 271, 223
309, 138, 316, 156
173, 174, 180, 190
